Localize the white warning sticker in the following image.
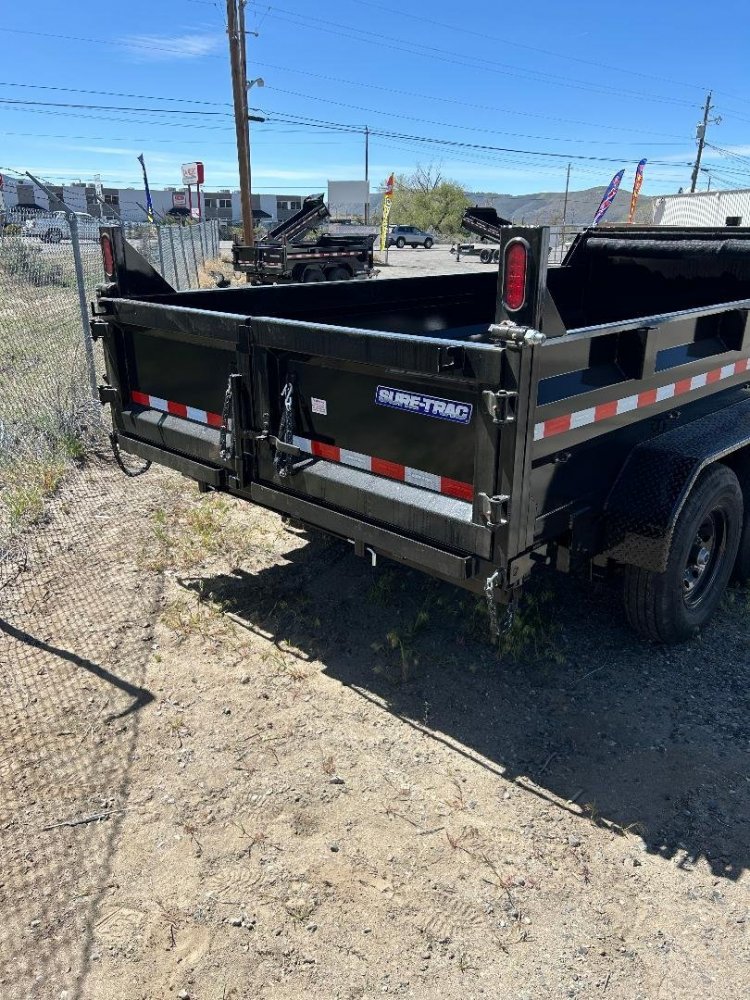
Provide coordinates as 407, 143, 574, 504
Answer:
311, 397, 328, 416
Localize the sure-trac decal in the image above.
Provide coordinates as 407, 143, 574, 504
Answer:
375, 385, 473, 425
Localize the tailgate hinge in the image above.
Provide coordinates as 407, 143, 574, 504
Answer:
483, 389, 517, 424
90, 318, 108, 341
478, 492, 510, 528
98, 384, 118, 405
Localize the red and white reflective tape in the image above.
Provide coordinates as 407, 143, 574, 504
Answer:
292, 435, 474, 502
130, 390, 223, 428
534, 357, 750, 442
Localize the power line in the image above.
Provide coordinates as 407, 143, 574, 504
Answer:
0, 80, 232, 108
348, 0, 710, 95
251, 60, 691, 140
260, 5, 699, 109
262, 85, 686, 145
0, 97, 231, 116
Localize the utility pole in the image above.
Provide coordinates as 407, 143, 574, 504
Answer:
690, 92, 719, 194
364, 125, 370, 223
561, 162, 571, 253
227, 0, 254, 246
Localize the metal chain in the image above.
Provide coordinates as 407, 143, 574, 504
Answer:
219, 373, 240, 461
109, 432, 151, 478
274, 378, 296, 477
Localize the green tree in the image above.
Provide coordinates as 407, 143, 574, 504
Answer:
390, 164, 469, 236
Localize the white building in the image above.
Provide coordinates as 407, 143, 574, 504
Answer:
327, 180, 370, 220
654, 189, 750, 227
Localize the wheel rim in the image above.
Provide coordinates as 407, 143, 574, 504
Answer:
682, 510, 727, 609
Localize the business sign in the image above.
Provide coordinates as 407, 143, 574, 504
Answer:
181, 162, 205, 186
172, 191, 187, 208
190, 206, 201, 219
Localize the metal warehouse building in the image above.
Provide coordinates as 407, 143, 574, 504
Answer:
654, 189, 750, 227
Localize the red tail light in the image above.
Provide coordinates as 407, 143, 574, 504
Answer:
100, 232, 115, 278
503, 239, 528, 312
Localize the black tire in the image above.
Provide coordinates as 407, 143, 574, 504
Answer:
396, 237, 406, 248
623, 464, 742, 643
492, 249, 500, 263
730, 455, 750, 584
326, 266, 350, 281
47, 228, 63, 244
479, 248, 492, 264
424, 237, 433, 249
302, 265, 325, 282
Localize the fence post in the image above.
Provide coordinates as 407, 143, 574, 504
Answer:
166, 225, 179, 289
68, 213, 99, 414
189, 225, 200, 287
157, 225, 165, 277
179, 226, 190, 289
197, 220, 206, 263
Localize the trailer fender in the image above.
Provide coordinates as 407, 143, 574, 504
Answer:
603, 396, 750, 572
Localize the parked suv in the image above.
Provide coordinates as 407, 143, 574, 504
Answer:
24, 211, 104, 243
388, 225, 434, 249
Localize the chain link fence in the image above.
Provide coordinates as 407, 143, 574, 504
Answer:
0, 202, 220, 997
0, 208, 220, 587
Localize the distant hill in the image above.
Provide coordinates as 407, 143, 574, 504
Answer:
371, 185, 655, 226
467, 185, 655, 225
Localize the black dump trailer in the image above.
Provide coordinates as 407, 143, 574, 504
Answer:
94, 223, 750, 643
452, 206, 511, 263
232, 194, 375, 285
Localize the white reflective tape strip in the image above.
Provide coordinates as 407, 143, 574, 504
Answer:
150, 396, 168, 413
616, 394, 639, 414
656, 383, 676, 401
186, 405, 206, 422
404, 467, 441, 491
339, 447, 371, 471
570, 406, 596, 429
292, 435, 312, 453
535, 357, 750, 443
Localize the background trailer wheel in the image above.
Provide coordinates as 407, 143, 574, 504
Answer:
302, 265, 325, 282
326, 266, 351, 281
623, 464, 742, 643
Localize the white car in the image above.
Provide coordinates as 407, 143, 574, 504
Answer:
24, 210, 103, 243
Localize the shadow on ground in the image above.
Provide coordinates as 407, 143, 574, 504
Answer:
183, 530, 750, 883
0, 461, 163, 1000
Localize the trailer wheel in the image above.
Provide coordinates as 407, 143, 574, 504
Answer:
730, 456, 750, 584
479, 248, 492, 263
326, 266, 351, 281
623, 464, 742, 643
302, 265, 325, 282
492, 249, 500, 263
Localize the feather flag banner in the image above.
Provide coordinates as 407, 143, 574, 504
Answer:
379, 173, 395, 252
593, 169, 625, 226
137, 153, 154, 222
628, 159, 647, 224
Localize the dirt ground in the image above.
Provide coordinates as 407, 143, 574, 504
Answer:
1, 255, 749, 1000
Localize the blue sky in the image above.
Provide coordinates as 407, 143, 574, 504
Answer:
3, 0, 750, 198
